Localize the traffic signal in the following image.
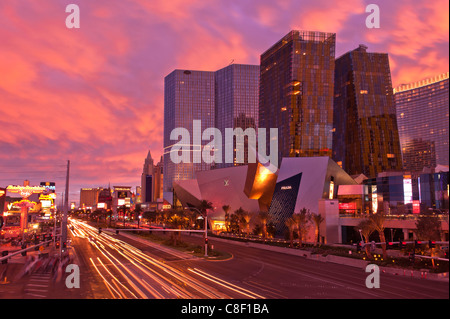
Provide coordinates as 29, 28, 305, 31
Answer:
115, 230, 119, 235
34, 235, 40, 245
356, 242, 362, 252
387, 242, 393, 250
398, 241, 404, 249
429, 240, 436, 248
98, 227, 102, 235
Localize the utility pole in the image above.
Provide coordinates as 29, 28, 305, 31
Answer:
61, 160, 70, 256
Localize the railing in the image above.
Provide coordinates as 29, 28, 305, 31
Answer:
339, 213, 449, 221
0, 240, 55, 264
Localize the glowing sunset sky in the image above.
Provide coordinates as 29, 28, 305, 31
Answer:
0, 0, 448, 203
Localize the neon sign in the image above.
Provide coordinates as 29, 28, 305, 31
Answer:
7, 185, 46, 199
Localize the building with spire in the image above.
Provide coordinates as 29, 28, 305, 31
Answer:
141, 151, 163, 203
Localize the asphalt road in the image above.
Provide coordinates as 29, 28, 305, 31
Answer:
68, 220, 448, 300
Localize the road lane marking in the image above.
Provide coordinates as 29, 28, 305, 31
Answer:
188, 268, 265, 299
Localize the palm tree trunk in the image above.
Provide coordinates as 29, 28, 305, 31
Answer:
379, 232, 387, 259
289, 231, 294, 248
315, 227, 319, 246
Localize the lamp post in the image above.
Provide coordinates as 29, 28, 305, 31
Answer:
185, 206, 208, 257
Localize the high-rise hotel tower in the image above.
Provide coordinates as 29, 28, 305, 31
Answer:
394, 72, 449, 172
163, 65, 259, 202
333, 45, 403, 178
259, 30, 336, 166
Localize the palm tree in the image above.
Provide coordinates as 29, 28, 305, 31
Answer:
293, 208, 310, 247
285, 217, 296, 248
310, 213, 324, 246
233, 207, 246, 235
368, 213, 387, 259
242, 210, 252, 237
257, 211, 269, 243
415, 212, 442, 267
356, 219, 375, 259
222, 205, 231, 232
198, 200, 213, 216
168, 213, 184, 246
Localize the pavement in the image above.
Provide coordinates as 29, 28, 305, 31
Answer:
0, 241, 88, 299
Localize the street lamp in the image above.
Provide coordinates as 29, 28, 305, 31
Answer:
185, 206, 208, 257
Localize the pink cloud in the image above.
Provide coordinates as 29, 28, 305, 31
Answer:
0, 0, 447, 202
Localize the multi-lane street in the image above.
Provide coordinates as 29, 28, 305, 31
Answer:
68, 219, 449, 300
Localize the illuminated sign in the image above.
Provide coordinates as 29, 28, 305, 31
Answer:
339, 202, 357, 211
281, 186, 292, 190
403, 176, 413, 204
9, 199, 37, 210
329, 181, 335, 199
117, 191, 128, 199
97, 203, 106, 209
413, 200, 420, 214
41, 200, 52, 208
7, 185, 46, 198
40, 182, 56, 193
371, 185, 378, 213
39, 194, 55, 201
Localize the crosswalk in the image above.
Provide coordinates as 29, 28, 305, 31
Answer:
24, 272, 52, 298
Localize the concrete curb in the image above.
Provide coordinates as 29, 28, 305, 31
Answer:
210, 235, 449, 282
115, 230, 199, 260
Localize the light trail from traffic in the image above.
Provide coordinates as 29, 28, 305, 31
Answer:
69, 218, 265, 299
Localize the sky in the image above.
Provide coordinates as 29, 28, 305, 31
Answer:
0, 0, 448, 203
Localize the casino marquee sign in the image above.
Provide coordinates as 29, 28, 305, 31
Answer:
7, 185, 46, 198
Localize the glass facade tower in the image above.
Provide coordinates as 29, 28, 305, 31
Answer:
215, 64, 260, 169
394, 72, 449, 171
163, 70, 215, 199
163, 65, 259, 201
259, 30, 336, 167
333, 45, 403, 178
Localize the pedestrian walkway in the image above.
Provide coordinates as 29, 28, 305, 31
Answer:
24, 272, 52, 298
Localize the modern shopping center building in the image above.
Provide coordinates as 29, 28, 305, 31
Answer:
172, 157, 449, 244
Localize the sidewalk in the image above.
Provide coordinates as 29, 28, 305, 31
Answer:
200, 233, 450, 283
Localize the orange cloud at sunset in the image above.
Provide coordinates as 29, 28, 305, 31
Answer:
0, 0, 448, 202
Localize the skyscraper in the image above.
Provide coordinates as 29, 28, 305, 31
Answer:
333, 45, 402, 178
259, 30, 336, 166
163, 69, 216, 202
163, 65, 260, 203
141, 151, 163, 203
215, 63, 260, 169
394, 72, 449, 171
